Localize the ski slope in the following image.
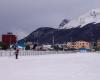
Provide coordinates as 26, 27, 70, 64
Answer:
0, 52, 100, 80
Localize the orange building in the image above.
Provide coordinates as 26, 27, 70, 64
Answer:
75, 41, 91, 49
66, 41, 91, 49
97, 40, 100, 49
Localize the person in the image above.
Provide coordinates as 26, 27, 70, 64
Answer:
15, 48, 19, 59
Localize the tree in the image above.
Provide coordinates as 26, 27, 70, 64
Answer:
25, 45, 30, 50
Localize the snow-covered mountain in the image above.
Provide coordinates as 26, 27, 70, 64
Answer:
58, 19, 69, 28
62, 9, 100, 29
18, 9, 100, 45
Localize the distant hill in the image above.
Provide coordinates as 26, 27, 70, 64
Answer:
18, 23, 100, 45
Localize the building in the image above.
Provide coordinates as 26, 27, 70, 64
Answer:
42, 44, 52, 50
66, 41, 91, 50
2, 32, 17, 49
25, 41, 33, 50
65, 42, 77, 49
75, 41, 91, 49
97, 40, 100, 50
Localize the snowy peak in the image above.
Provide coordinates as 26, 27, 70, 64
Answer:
79, 9, 100, 25
63, 9, 100, 29
58, 19, 69, 28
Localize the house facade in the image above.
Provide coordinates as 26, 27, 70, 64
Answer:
65, 41, 91, 50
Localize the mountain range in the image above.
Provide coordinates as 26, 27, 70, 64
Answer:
18, 9, 100, 45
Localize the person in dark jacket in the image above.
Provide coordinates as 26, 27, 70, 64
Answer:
15, 48, 19, 59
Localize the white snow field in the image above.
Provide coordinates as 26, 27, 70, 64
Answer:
0, 52, 100, 80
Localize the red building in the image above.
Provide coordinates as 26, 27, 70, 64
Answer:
2, 32, 17, 49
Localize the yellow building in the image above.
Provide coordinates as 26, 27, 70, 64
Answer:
75, 41, 91, 49
97, 40, 100, 49
66, 41, 91, 49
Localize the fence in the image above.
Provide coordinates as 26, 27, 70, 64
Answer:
0, 50, 77, 57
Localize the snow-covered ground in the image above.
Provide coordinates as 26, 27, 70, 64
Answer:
0, 52, 100, 80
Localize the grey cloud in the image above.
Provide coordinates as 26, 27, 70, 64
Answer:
0, 0, 100, 39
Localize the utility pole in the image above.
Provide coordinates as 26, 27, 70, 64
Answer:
52, 32, 55, 45
9, 35, 11, 49
36, 31, 39, 45
71, 37, 73, 43
9, 35, 12, 56
16, 34, 18, 49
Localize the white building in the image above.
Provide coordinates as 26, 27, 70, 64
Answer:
43, 45, 53, 50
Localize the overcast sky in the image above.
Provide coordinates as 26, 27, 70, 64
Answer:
0, 0, 100, 39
